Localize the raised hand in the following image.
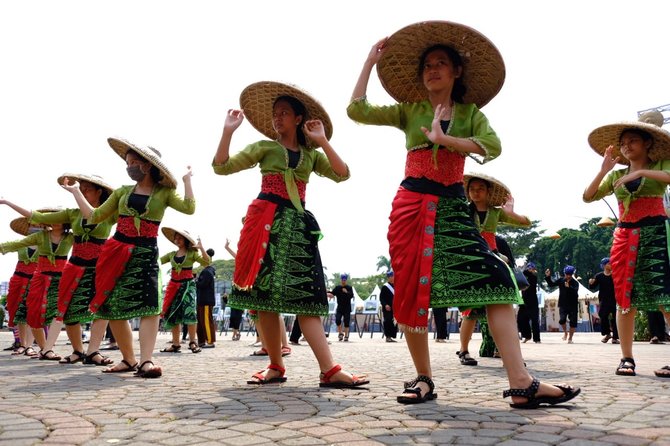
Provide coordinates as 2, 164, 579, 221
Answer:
303, 119, 327, 145
60, 177, 80, 194
501, 194, 515, 213
420, 103, 448, 144
224, 109, 245, 132
367, 37, 389, 65
601, 145, 620, 173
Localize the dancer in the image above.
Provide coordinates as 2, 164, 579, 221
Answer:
159, 228, 210, 354
212, 81, 367, 387
62, 137, 196, 378
583, 110, 670, 377
347, 20, 579, 406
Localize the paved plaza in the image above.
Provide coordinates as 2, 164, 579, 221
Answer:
1, 329, 670, 446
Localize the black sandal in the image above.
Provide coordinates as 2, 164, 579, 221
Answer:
503, 377, 581, 409
38, 350, 62, 361
458, 350, 478, 366
397, 375, 437, 404
654, 365, 670, 378
615, 357, 636, 376
134, 360, 162, 378
83, 351, 114, 366
59, 350, 85, 364
189, 341, 202, 353
161, 344, 181, 353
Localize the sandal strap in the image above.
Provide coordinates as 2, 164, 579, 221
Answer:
458, 350, 471, 358
267, 363, 286, 375
400, 387, 422, 397
621, 357, 635, 366
320, 364, 342, 382
138, 360, 155, 372
503, 377, 540, 399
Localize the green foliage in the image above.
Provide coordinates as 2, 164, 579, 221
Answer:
634, 311, 650, 341
195, 258, 235, 281
497, 220, 545, 258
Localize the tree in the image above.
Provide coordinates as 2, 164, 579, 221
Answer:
496, 220, 545, 258
376, 255, 391, 273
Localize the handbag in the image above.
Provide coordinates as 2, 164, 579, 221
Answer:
513, 267, 530, 291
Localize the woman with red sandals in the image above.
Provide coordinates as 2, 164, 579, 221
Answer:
347, 20, 580, 407
583, 110, 670, 378
1, 217, 39, 357
159, 228, 210, 354
62, 137, 196, 378
0, 208, 73, 360
212, 81, 368, 388
2, 175, 118, 367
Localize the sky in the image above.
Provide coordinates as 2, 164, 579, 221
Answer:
0, 0, 669, 283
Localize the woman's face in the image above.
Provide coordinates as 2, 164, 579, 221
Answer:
619, 130, 652, 162
421, 48, 461, 92
174, 233, 186, 248
468, 179, 490, 204
79, 181, 103, 207
272, 99, 302, 136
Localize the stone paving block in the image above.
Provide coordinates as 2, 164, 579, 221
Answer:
278, 436, 328, 445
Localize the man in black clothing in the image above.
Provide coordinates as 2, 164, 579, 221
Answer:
379, 270, 397, 342
196, 248, 217, 348
545, 265, 580, 343
517, 262, 541, 343
588, 257, 619, 344
332, 274, 353, 342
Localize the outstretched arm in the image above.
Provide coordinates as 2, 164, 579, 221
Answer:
0, 198, 32, 218
224, 238, 237, 258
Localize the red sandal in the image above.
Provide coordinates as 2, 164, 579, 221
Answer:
247, 364, 287, 384
319, 364, 369, 388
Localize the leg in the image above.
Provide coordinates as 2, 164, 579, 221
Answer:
279, 316, 289, 348
529, 306, 541, 343
487, 304, 577, 405
249, 311, 284, 382
42, 319, 64, 352
289, 318, 302, 344
65, 323, 84, 355
104, 319, 136, 372
136, 315, 161, 376
617, 308, 636, 360
398, 330, 432, 400
458, 317, 477, 363
343, 312, 351, 340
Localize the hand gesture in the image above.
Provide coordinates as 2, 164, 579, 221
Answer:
60, 177, 80, 194
224, 109, 245, 132
613, 170, 642, 190
501, 194, 515, 213
195, 237, 204, 250
367, 37, 389, 65
225, 238, 231, 249
182, 165, 193, 182
420, 103, 448, 144
303, 119, 327, 145
600, 145, 620, 173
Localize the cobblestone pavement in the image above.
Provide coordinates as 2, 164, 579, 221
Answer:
1, 329, 670, 446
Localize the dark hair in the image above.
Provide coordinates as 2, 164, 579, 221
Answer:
274, 95, 308, 148
620, 128, 653, 146
80, 180, 110, 206
418, 44, 467, 103
467, 177, 491, 191
183, 238, 192, 249
127, 149, 164, 184
206, 248, 215, 257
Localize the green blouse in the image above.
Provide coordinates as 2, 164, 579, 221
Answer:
474, 207, 531, 233
346, 98, 501, 164
0, 230, 74, 264
30, 208, 117, 242
212, 140, 350, 211
585, 160, 670, 218
160, 249, 210, 273
89, 185, 196, 231
17, 246, 39, 265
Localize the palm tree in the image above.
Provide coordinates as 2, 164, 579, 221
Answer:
376, 255, 391, 273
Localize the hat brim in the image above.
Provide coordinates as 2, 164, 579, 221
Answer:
463, 172, 511, 207
57, 173, 115, 196
377, 21, 505, 107
10, 207, 61, 236
588, 121, 670, 165
108, 137, 178, 188
240, 81, 333, 149
161, 227, 197, 248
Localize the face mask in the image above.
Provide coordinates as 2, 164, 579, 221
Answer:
126, 165, 146, 182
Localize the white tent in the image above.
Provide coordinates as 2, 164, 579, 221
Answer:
367, 285, 381, 301
352, 286, 366, 311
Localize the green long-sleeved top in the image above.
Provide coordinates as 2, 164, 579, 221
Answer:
30, 208, 117, 241
212, 140, 350, 211
0, 230, 74, 265
17, 246, 39, 265
474, 207, 531, 233
160, 249, 210, 274
346, 98, 501, 164
89, 185, 195, 231
584, 159, 670, 219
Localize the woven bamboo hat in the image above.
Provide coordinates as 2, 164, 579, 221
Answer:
377, 20, 505, 107
57, 173, 114, 196
588, 110, 670, 165
463, 172, 511, 207
239, 81, 332, 149
161, 227, 197, 249
10, 207, 61, 236
107, 137, 177, 188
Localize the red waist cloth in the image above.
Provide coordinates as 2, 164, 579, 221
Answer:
405, 149, 465, 186
161, 273, 193, 316
71, 241, 103, 260
170, 269, 194, 281
116, 215, 160, 238
56, 262, 87, 321
261, 173, 306, 201
388, 187, 437, 331
14, 261, 37, 276
619, 197, 667, 223
481, 232, 497, 250
6, 274, 31, 326
37, 257, 67, 274
609, 226, 639, 310
89, 238, 133, 313
233, 199, 277, 290
26, 273, 54, 328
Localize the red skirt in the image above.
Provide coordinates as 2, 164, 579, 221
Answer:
6, 273, 31, 327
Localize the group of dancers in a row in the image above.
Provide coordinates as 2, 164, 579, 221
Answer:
3, 19, 670, 408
